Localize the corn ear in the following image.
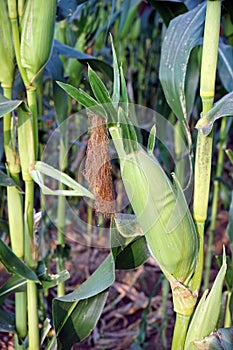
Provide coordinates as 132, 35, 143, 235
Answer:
119, 146, 198, 286
0, 0, 15, 87
20, 0, 57, 84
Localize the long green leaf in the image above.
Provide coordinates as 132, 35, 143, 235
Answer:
110, 34, 120, 104
184, 251, 227, 349
56, 81, 107, 118
159, 3, 206, 122
52, 254, 115, 348
31, 161, 94, 198
0, 240, 39, 282
195, 91, 233, 135
0, 95, 22, 117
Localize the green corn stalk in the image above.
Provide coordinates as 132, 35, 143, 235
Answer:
192, 0, 221, 294
0, 1, 27, 344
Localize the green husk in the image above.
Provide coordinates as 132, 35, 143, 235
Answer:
20, 0, 57, 84
0, 0, 15, 87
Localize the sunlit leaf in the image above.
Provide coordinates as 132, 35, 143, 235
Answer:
31, 161, 94, 198
159, 3, 206, 122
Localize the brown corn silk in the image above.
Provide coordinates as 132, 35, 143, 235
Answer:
84, 113, 115, 216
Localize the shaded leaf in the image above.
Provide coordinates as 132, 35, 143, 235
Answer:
0, 275, 26, 303
148, 0, 187, 26
53, 254, 115, 348
53, 40, 112, 78
115, 236, 150, 270
193, 327, 233, 350
56, 0, 88, 21
227, 192, 233, 255
159, 3, 205, 122
226, 149, 233, 165
196, 92, 233, 135
0, 240, 39, 282
0, 309, 15, 333
31, 161, 94, 198
0, 170, 21, 190
218, 40, 233, 93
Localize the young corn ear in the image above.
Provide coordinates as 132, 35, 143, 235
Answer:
0, 0, 15, 87
110, 125, 198, 287
20, 0, 57, 85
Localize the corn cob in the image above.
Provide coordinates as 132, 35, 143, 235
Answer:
0, 0, 15, 88
20, 0, 57, 84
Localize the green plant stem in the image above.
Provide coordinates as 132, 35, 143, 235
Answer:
3, 87, 27, 340
192, 0, 221, 293
27, 89, 38, 159
24, 180, 39, 350
171, 313, 190, 350
204, 117, 227, 290
27, 280, 39, 350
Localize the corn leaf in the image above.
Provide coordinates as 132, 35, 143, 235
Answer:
218, 40, 233, 93
31, 161, 94, 198
53, 40, 112, 78
53, 254, 115, 348
88, 65, 112, 104
0, 275, 26, 303
193, 327, 233, 350
226, 149, 233, 165
0, 239, 39, 282
114, 236, 150, 270
147, 125, 157, 154
148, 0, 187, 26
56, 81, 107, 118
110, 34, 120, 104
184, 251, 227, 350
0, 170, 21, 190
227, 192, 233, 256
0, 95, 23, 118
159, 2, 205, 122
0, 309, 15, 333
196, 92, 233, 135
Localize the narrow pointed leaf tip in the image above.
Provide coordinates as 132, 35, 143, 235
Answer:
184, 249, 227, 349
